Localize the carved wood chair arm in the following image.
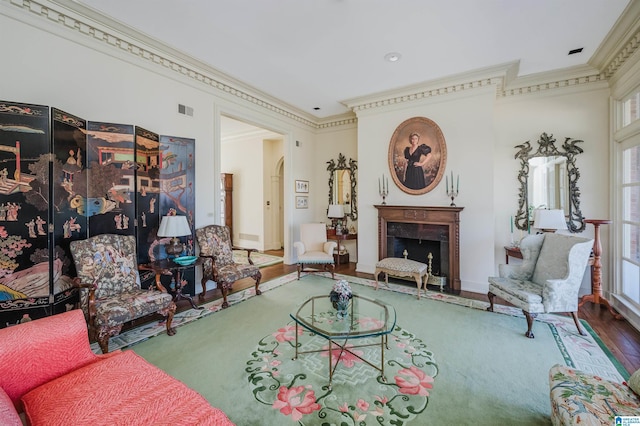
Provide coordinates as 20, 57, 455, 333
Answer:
232, 246, 257, 265
71, 277, 97, 323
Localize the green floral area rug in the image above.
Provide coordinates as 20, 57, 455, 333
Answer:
247, 319, 437, 424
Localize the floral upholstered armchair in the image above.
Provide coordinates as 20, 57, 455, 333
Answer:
549, 364, 640, 424
195, 224, 262, 308
70, 234, 176, 353
487, 232, 593, 338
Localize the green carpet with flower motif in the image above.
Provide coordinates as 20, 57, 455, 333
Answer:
125, 273, 626, 425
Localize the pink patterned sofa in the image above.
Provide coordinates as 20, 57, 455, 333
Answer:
0, 309, 234, 426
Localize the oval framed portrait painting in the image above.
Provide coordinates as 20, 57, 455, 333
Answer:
388, 116, 447, 195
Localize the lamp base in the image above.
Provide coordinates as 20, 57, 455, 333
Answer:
164, 238, 184, 257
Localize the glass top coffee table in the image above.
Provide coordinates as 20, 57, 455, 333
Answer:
290, 294, 396, 389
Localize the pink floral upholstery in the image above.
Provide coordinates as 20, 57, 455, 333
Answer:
196, 225, 262, 308
70, 234, 176, 353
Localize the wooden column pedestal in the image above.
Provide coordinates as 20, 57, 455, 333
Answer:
578, 219, 622, 320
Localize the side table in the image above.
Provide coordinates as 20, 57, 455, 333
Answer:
578, 219, 622, 319
327, 233, 357, 266
140, 258, 204, 310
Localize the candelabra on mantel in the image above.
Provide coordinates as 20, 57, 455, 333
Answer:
378, 175, 388, 205
445, 171, 459, 207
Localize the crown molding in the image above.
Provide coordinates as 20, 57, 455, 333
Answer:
590, 0, 640, 81
3, 0, 321, 128
341, 62, 518, 113
499, 64, 608, 98
3, 0, 635, 130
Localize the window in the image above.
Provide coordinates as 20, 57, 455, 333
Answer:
622, 91, 640, 127
621, 145, 640, 304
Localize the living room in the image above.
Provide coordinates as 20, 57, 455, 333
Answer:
2, 0, 640, 424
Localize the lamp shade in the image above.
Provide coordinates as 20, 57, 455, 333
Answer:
157, 215, 191, 237
327, 204, 345, 219
533, 209, 567, 232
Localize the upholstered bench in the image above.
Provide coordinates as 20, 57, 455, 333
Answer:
374, 258, 430, 299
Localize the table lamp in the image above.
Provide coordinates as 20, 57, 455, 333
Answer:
157, 214, 191, 257
533, 209, 567, 233
327, 204, 345, 233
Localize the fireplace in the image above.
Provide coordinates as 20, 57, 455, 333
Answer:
375, 205, 463, 292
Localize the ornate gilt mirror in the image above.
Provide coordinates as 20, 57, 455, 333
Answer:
327, 153, 358, 221
514, 132, 585, 232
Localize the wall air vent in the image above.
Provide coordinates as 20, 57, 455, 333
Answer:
178, 104, 194, 116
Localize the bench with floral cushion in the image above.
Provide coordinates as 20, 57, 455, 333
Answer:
549, 364, 640, 425
374, 257, 430, 299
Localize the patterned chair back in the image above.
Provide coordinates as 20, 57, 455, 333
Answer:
70, 234, 139, 301
195, 225, 234, 268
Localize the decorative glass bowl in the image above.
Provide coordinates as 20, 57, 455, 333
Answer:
172, 255, 197, 266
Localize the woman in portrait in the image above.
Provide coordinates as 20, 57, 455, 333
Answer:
403, 132, 432, 189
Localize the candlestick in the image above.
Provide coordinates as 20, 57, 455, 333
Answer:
457, 174, 459, 192
378, 174, 388, 205
446, 175, 449, 193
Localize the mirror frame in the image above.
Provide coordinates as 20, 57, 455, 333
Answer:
514, 132, 585, 233
327, 153, 358, 221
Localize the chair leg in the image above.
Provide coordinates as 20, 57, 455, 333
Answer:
96, 324, 122, 354
487, 291, 495, 312
166, 301, 176, 336
571, 312, 587, 336
200, 277, 208, 299
221, 287, 229, 309
328, 264, 335, 279
523, 310, 537, 338
254, 271, 262, 296
96, 331, 110, 354
297, 264, 302, 280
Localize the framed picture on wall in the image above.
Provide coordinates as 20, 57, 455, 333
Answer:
388, 116, 447, 195
296, 196, 308, 209
295, 180, 309, 193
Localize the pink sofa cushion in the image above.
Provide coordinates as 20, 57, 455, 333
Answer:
0, 388, 21, 426
0, 309, 100, 410
22, 350, 234, 425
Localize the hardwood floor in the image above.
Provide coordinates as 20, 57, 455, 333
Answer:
191, 250, 640, 375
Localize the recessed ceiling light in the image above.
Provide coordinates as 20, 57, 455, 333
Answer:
384, 52, 402, 62
568, 48, 584, 55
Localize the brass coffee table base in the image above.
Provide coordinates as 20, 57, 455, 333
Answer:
293, 323, 390, 390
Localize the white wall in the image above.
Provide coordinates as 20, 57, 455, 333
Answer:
354, 86, 498, 293
494, 85, 611, 294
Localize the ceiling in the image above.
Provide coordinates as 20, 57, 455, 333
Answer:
77, 0, 630, 119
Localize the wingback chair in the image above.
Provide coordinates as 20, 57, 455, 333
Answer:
195, 224, 262, 309
487, 233, 593, 338
294, 223, 337, 279
70, 234, 176, 353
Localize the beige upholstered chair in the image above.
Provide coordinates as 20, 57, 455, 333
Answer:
70, 234, 176, 353
487, 233, 593, 338
294, 223, 337, 279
